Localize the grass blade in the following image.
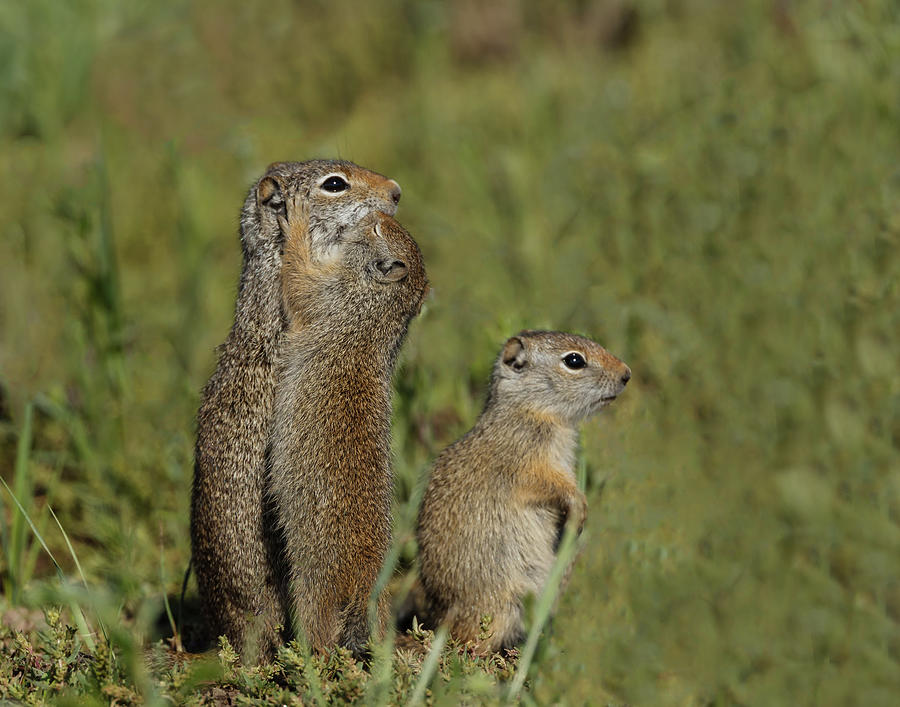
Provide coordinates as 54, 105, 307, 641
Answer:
367, 630, 397, 707
158, 527, 182, 652
7, 402, 34, 601
48, 505, 87, 588
407, 626, 448, 706
178, 557, 192, 642
21, 503, 53, 597
506, 521, 581, 701
369, 472, 427, 633
298, 637, 327, 707
49, 504, 104, 648
1, 477, 97, 652
1, 476, 61, 577
22, 460, 64, 592
68, 600, 96, 654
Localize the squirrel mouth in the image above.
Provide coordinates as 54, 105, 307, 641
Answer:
594, 394, 617, 407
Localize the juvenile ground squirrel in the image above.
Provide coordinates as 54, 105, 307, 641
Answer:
415, 330, 630, 653
191, 160, 402, 661
267, 208, 427, 658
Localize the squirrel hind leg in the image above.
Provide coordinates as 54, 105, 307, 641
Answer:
337, 592, 386, 662
487, 605, 527, 654
451, 598, 524, 656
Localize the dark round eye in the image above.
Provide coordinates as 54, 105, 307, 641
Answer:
562, 352, 586, 370
321, 175, 350, 193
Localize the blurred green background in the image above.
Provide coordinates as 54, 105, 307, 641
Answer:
1, 0, 899, 703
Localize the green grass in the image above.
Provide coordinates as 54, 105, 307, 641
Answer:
1, 0, 899, 703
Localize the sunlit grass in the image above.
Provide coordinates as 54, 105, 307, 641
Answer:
1, 0, 898, 703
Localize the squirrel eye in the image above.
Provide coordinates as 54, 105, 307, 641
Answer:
320, 175, 350, 193
562, 352, 586, 370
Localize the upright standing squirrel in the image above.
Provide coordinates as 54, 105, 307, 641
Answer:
267, 206, 427, 658
191, 160, 402, 661
415, 330, 630, 653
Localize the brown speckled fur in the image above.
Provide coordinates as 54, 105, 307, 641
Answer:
267, 209, 427, 659
415, 330, 630, 653
191, 160, 402, 663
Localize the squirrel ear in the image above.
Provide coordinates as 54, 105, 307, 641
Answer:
501, 336, 527, 371
257, 176, 285, 213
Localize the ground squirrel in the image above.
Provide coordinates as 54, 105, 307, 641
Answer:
415, 330, 631, 653
267, 207, 427, 658
191, 160, 402, 661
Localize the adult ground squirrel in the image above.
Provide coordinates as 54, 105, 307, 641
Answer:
415, 330, 630, 653
267, 207, 427, 658
191, 160, 402, 661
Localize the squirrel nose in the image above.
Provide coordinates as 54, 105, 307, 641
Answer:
388, 180, 401, 206
620, 368, 631, 385
373, 259, 408, 282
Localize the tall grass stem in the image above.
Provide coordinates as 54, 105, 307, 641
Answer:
507, 521, 581, 701
407, 626, 448, 706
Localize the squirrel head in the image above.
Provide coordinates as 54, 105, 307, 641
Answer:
488, 330, 631, 426
239, 159, 401, 259
333, 211, 428, 323
284, 210, 428, 338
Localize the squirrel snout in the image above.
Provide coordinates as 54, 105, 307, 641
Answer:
620, 367, 631, 386
388, 180, 402, 206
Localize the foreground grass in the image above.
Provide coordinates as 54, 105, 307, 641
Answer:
0, 610, 520, 705
1, 0, 899, 703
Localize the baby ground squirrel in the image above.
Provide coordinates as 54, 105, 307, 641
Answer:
415, 330, 630, 653
191, 160, 402, 661
267, 207, 428, 658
